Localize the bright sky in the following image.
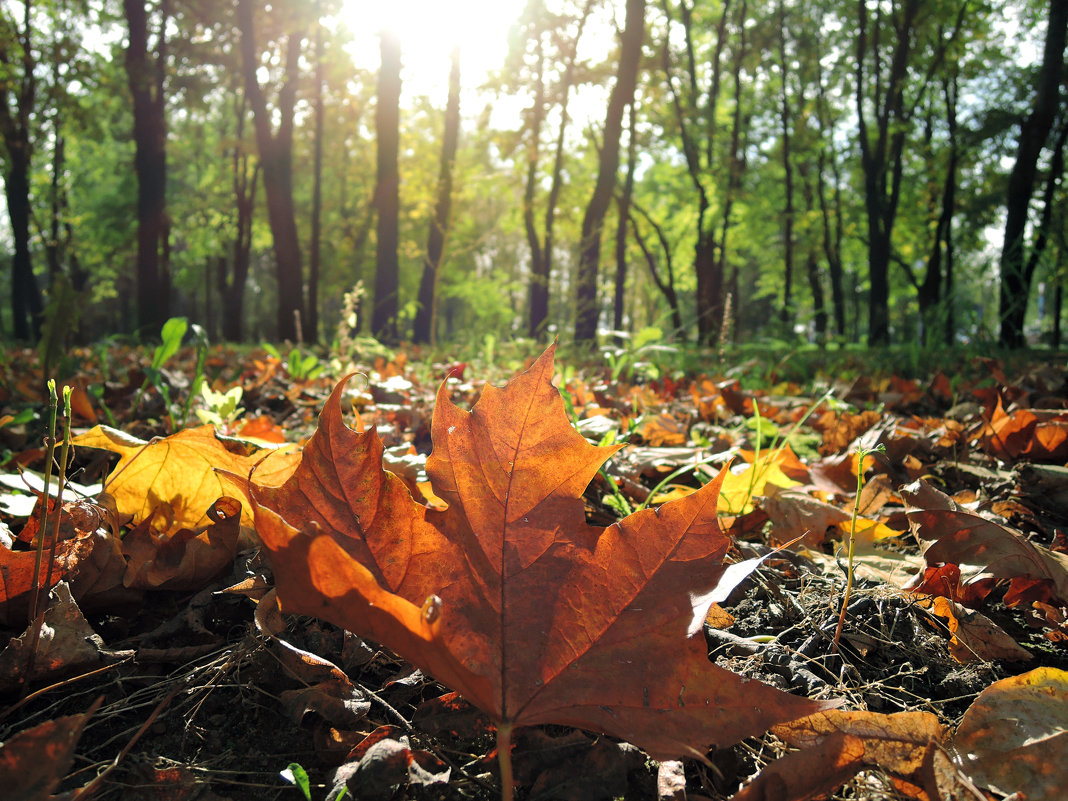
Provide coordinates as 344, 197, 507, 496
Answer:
336, 0, 528, 101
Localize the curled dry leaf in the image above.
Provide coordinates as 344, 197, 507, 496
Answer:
950, 666, 1068, 801
247, 345, 827, 764
916, 594, 1032, 663
0, 583, 132, 693
733, 709, 979, 801
904, 480, 1068, 607
122, 496, 243, 590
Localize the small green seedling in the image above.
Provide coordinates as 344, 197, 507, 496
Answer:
263, 343, 324, 381
832, 442, 886, 654
195, 384, 245, 431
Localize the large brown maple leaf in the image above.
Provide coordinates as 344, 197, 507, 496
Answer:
247, 345, 825, 786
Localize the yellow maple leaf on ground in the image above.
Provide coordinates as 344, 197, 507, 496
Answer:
74, 425, 300, 533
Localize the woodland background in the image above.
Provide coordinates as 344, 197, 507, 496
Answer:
0, 0, 1066, 351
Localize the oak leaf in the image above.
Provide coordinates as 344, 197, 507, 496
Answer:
248, 345, 826, 768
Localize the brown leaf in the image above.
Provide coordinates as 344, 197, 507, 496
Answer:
122, 497, 242, 590
731, 710, 948, 801
904, 482, 1068, 607
951, 667, 1068, 801
250, 345, 827, 762
0, 583, 132, 693
0, 699, 98, 801
917, 594, 1032, 663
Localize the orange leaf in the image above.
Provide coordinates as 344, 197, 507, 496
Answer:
250, 345, 827, 761
917, 594, 1032, 663
731, 710, 964, 801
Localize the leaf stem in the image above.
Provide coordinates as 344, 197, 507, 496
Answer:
497, 721, 514, 801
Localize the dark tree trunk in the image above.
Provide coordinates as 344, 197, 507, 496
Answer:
0, 0, 39, 340
219, 92, 258, 342
373, 31, 401, 342
414, 46, 461, 345
777, 0, 795, 334
998, 0, 1067, 348
574, 0, 644, 344
5, 158, 40, 340
663, 0, 733, 344
814, 44, 846, 339
629, 201, 683, 335
0, 0, 43, 341
237, 0, 305, 342
613, 102, 637, 335
124, 0, 170, 336
308, 12, 324, 343
523, 34, 547, 338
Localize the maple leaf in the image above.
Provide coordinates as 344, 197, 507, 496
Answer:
73, 425, 300, 533
247, 345, 826, 792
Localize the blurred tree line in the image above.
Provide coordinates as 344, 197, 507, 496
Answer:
0, 0, 1064, 350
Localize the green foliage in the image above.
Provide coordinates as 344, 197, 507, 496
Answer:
262, 343, 324, 381
195, 383, 244, 431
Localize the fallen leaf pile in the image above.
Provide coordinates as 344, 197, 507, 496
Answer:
0, 341, 1066, 800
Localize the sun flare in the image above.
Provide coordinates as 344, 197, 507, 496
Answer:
337, 0, 526, 99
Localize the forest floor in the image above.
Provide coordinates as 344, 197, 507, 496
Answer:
1, 336, 1067, 801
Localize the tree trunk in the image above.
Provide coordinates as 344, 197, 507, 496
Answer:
124, 0, 170, 336
776, 0, 795, 335
814, 42, 846, 339
574, 0, 644, 345
527, 0, 593, 340
237, 0, 305, 342
524, 34, 547, 338
414, 46, 461, 344
998, 0, 1067, 348
308, 12, 324, 344
855, 0, 924, 346
613, 102, 637, 335
373, 30, 401, 343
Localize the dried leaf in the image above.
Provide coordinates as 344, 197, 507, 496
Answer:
122, 497, 242, 590
731, 710, 948, 801
0, 699, 99, 801
72, 424, 299, 533
917, 594, 1032, 663
250, 346, 826, 762
904, 482, 1068, 607
951, 667, 1068, 801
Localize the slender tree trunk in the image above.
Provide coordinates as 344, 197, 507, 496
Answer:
527, 0, 592, 340
524, 34, 547, 338
373, 30, 402, 342
1, 0, 44, 341
813, 42, 846, 339
613, 102, 637, 335
237, 0, 305, 342
414, 46, 461, 344
308, 12, 324, 343
574, 0, 644, 344
998, 0, 1067, 348
124, 0, 170, 336
777, 0, 795, 334
629, 201, 683, 334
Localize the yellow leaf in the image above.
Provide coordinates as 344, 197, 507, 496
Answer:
73, 425, 300, 533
